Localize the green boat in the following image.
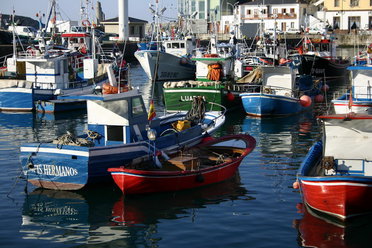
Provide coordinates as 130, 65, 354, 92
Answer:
163, 80, 240, 112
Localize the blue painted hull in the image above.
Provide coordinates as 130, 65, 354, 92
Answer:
240, 93, 305, 117
20, 123, 205, 190
0, 88, 34, 111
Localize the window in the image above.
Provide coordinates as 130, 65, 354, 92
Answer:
130, 26, 135, 35
350, 0, 358, 6
370, 0, 372, 6
349, 16, 360, 29
282, 8, 287, 14
131, 97, 145, 117
107, 126, 124, 142
291, 22, 294, 28
335, 0, 339, 7
247, 9, 251, 15
290, 8, 295, 13
333, 16, 340, 29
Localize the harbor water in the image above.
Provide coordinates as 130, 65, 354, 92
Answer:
1, 64, 372, 248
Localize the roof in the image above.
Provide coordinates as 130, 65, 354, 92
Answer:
242, 0, 308, 5
101, 17, 148, 24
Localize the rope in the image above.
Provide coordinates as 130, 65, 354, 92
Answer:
53, 131, 95, 148
186, 96, 206, 125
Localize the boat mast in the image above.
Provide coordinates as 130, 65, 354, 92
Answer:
11, 9, 16, 60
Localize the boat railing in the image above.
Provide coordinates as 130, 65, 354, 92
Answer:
0, 53, 12, 68
239, 84, 296, 97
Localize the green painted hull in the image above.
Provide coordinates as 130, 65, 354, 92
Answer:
163, 85, 240, 112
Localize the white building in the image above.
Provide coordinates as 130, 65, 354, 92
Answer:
236, 0, 317, 38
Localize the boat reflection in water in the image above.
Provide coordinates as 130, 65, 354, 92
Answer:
20, 187, 123, 245
240, 114, 318, 155
111, 173, 250, 226
20, 174, 250, 245
294, 203, 372, 248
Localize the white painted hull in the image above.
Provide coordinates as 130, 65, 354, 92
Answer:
134, 50, 195, 81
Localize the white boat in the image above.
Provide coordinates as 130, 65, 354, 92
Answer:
134, 37, 196, 81
332, 65, 372, 114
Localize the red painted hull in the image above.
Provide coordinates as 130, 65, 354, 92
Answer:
108, 134, 256, 194
300, 179, 372, 220
110, 159, 243, 194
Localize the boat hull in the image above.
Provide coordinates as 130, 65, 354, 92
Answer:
295, 54, 349, 80
0, 87, 34, 111
298, 141, 372, 220
134, 50, 196, 81
300, 177, 372, 220
332, 99, 372, 114
240, 93, 305, 117
110, 159, 243, 194
163, 85, 239, 111
108, 134, 256, 194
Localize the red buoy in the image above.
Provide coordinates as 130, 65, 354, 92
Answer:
321, 84, 329, 92
226, 92, 235, 101
299, 95, 312, 107
314, 94, 324, 103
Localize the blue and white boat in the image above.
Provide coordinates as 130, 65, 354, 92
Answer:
239, 66, 313, 117
20, 89, 225, 190
332, 65, 372, 114
0, 10, 124, 113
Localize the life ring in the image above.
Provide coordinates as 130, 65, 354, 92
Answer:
82, 19, 91, 27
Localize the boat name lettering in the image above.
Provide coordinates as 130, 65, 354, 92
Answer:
180, 95, 206, 102
31, 204, 79, 216
311, 68, 325, 74
35, 164, 78, 177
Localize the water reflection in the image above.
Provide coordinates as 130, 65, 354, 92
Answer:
111, 174, 250, 226
20, 174, 252, 246
294, 203, 372, 248
20, 187, 123, 245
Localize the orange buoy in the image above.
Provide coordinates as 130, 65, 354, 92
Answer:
293, 181, 300, 189
299, 95, 312, 107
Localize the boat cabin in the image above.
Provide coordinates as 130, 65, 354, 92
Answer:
61, 33, 92, 54
348, 66, 372, 100
163, 36, 196, 57
261, 66, 296, 96
73, 90, 153, 146
322, 118, 372, 176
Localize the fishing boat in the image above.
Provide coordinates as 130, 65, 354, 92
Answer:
239, 66, 315, 117
332, 64, 372, 114
134, 2, 196, 81
0, 2, 125, 112
294, 113, 372, 220
108, 134, 256, 194
162, 36, 248, 112
288, 36, 349, 81
20, 89, 226, 190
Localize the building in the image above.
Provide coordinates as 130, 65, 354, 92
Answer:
178, 0, 240, 34
237, 0, 317, 38
100, 17, 147, 41
323, 0, 372, 30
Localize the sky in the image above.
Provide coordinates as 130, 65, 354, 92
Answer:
1, 0, 178, 22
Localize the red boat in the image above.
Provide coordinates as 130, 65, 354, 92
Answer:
108, 134, 256, 194
294, 113, 372, 220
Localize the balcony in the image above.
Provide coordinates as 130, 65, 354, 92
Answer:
242, 13, 297, 20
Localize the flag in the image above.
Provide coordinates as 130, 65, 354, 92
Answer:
148, 99, 156, 121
